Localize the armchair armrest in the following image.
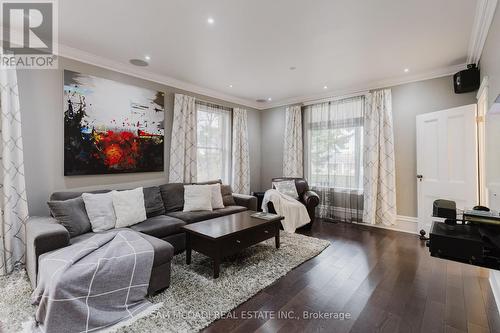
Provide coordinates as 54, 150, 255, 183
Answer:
302, 190, 320, 208
26, 216, 70, 288
232, 193, 258, 211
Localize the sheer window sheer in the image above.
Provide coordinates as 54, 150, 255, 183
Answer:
196, 102, 231, 183
304, 96, 365, 222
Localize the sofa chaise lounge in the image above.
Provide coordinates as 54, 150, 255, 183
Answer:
26, 181, 257, 295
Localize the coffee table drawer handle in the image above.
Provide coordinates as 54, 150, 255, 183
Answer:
236, 240, 241, 244
264, 230, 269, 234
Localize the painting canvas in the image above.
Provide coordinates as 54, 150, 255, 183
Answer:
64, 70, 165, 175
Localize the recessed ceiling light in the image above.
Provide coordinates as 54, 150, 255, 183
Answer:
129, 59, 148, 67
144, 55, 151, 61
207, 17, 215, 24
289, 66, 296, 70
267, 97, 272, 101
229, 84, 233, 88
323, 85, 328, 90
404, 68, 409, 73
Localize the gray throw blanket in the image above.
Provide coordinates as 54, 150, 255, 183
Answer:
32, 230, 155, 333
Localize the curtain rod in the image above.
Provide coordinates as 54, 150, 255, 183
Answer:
195, 98, 233, 111
301, 90, 370, 107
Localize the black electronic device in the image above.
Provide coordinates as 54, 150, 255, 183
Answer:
426, 199, 500, 269
453, 64, 480, 94
429, 222, 484, 264
433, 199, 457, 220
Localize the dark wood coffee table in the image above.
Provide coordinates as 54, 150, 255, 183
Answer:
182, 211, 284, 278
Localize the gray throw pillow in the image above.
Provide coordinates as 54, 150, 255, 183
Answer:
159, 183, 185, 212
47, 197, 92, 237
143, 186, 166, 217
221, 184, 236, 206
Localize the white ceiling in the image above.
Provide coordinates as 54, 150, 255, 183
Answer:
58, 0, 478, 109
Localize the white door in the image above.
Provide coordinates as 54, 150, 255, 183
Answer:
416, 104, 478, 234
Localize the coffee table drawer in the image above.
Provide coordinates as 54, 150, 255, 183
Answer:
224, 223, 277, 254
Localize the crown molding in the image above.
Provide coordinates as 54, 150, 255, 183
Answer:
467, 0, 498, 64
263, 63, 467, 109
54, 45, 467, 111
56, 44, 263, 110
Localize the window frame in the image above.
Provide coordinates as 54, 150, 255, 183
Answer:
304, 98, 365, 191
195, 101, 232, 184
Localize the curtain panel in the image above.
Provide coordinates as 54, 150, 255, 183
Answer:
0, 68, 29, 275
231, 108, 250, 194
304, 96, 365, 223
363, 89, 397, 225
283, 105, 303, 177
169, 94, 197, 183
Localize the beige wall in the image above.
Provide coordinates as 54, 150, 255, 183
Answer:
260, 76, 476, 217
18, 57, 261, 215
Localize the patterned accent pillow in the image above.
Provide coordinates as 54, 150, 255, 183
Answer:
221, 185, 236, 206
273, 180, 299, 200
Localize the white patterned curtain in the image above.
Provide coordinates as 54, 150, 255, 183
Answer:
0, 68, 29, 275
232, 108, 250, 194
363, 89, 397, 225
169, 94, 197, 183
283, 105, 303, 177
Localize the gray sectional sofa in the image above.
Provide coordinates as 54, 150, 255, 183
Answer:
26, 181, 257, 295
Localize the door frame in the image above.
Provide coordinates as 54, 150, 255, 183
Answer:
477, 76, 489, 206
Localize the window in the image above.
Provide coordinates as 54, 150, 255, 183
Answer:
304, 96, 364, 191
196, 101, 231, 183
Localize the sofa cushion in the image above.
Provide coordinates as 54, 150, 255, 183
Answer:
69, 230, 174, 267
47, 197, 92, 237
143, 186, 166, 217
166, 205, 247, 224
159, 183, 184, 213
129, 215, 186, 239
221, 185, 236, 206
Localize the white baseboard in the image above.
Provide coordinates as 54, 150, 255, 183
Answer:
490, 271, 500, 315
351, 215, 419, 235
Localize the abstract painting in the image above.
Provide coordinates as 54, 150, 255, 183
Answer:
64, 70, 165, 175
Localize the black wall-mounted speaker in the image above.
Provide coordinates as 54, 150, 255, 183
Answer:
454, 64, 480, 94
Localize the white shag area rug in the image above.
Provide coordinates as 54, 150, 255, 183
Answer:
0, 232, 330, 333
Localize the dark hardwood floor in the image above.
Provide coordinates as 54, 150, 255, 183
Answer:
203, 220, 500, 333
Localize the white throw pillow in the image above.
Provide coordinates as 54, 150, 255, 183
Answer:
82, 192, 116, 232
112, 187, 147, 228
208, 183, 225, 209
273, 180, 299, 199
183, 185, 213, 212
